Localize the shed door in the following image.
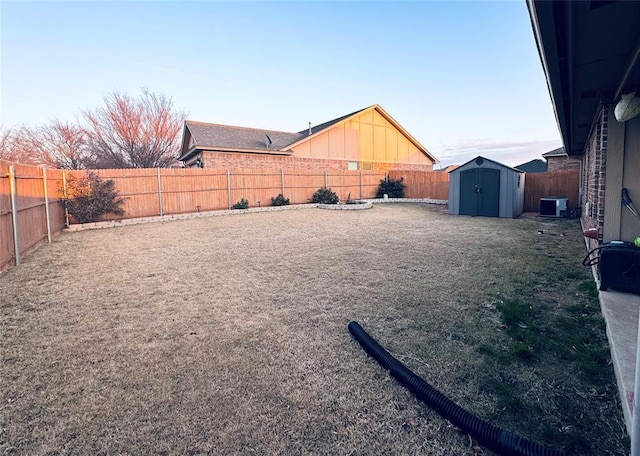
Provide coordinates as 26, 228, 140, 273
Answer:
459, 168, 500, 217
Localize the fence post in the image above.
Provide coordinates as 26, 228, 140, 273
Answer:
157, 167, 164, 216
62, 170, 70, 227
42, 168, 52, 243
324, 170, 328, 188
281, 169, 285, 195
227, 170, 232, 210
360, 171, 363, 200
9, 165, 20, 265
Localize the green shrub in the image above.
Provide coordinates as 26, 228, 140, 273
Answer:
270, 194, 290, 206
312, 187, 339, 204
376, 177, 406, 198
232, 198, 249, 209
61, 171, 125, 224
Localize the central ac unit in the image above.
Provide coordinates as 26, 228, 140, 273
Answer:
540, 197, 568, 217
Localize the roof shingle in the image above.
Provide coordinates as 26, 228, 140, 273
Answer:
186, 121, 303, 152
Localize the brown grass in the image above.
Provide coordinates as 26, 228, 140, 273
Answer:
0, 204, 628, 455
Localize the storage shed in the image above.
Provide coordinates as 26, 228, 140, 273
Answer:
448, 156, 525, 218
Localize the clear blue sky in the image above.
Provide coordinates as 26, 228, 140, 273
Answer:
1, 1, 562, 168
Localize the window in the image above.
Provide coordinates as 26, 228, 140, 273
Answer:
361, 162, 373, 171
347, 161, 358, 171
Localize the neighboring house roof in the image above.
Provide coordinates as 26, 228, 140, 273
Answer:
515, 159, 547, 173
302, 108, 366, 136
180, 122, 300, 160
541, 147, 567, 159
450, 156, 524, 173
527, 1, 640, 155
179, 104, 437, 163
436, 164, 459, 173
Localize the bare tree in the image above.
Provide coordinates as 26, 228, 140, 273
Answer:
0, 125, 39, 165
83, 89, 186, 168
33, 121, 88, 169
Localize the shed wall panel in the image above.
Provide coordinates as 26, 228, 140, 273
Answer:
449, 157, 524, 218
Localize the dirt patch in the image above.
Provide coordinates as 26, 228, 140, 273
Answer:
0, 204, 628, 455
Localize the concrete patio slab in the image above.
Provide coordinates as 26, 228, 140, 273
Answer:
598, 284, 640, 433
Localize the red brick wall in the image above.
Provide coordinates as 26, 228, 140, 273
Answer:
202, 152, 346, 170
581, 105, 608, 250
547, 156, 581, 172
201, 151, 433, 172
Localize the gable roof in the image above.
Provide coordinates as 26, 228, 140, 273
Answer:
179, 104, 437, 163
284, 104, 437, 163
300, 108, 367, 136
515, 159, 547, 173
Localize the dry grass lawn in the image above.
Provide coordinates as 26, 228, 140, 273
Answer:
0, 204, 628, 455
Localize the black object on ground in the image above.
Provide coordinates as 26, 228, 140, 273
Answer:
348, 320, 565, 456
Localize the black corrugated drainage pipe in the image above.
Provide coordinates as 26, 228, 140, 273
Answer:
348, 321, 565, 456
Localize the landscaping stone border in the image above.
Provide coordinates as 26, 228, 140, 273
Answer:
64, 199, 447, 231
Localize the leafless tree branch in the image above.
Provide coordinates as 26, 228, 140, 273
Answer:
83, 89, 186, 168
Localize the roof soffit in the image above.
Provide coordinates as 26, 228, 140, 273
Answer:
529, 0, 640, 155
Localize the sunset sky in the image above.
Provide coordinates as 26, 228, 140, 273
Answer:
1, 1, 562, 167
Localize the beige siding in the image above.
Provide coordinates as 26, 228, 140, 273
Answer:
290, 107, 434, 170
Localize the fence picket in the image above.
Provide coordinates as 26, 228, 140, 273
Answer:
9, 165, 20, 265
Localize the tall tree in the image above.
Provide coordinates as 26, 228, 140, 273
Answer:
84, 89, 186, 168
34, 121, 88, 169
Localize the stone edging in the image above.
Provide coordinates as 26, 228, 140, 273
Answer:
317, 202, 373, 210
64, 199, 447, 232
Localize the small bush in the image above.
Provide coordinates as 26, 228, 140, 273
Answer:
270, 194, 290, 206
312, 187, 339, 204
61, 171, 125, 224
376, 177, 406, 198
232, 198, 249, 209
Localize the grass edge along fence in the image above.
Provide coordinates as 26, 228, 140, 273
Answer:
0, 163, 449, 272
0, 160, 577, 274
0, 160, 66, 272
62, 168, 450, 222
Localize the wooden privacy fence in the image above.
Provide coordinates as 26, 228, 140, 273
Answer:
66, 168, 450, 221
0, 160, 66, 272
0, 158, 582, 274
0, 162, 451, 272
523, 170, 580, 213
389, 170, 449, 200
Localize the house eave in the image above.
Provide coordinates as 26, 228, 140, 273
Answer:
181, 147, 294, 160
527, 0, 640, 157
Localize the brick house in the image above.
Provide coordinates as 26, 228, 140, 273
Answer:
528, 1, 640, 248
178, 105, 438, 171
541, 147, 581, 173
529, 1, 640, 435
